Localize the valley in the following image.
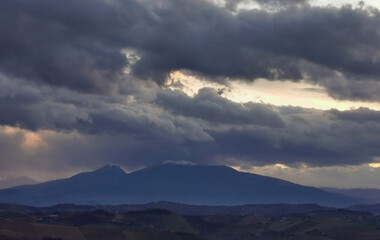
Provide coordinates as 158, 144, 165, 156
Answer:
1, 206, 380, 240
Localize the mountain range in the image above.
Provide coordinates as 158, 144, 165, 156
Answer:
0, 162, 359, 207
0, 176, 37, 190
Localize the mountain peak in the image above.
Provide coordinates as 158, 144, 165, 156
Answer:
94, 164, 126, 174
161, 160, 198, 166
0, 176, 38, 190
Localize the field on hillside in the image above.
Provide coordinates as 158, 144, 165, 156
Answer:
0, 208, 380, 240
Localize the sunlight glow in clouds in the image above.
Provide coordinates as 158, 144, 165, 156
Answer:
230, 163, 380, 188
168, 71, 380, 111
369, 163, 380, 168
22, 132, 46, 153
214, 0, 380, 12
312, 0, 380, 9
2, 126, 47, 154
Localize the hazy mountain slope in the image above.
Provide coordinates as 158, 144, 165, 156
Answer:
0, 163, 359, 207
322, 187, 380, 204
0, 176, 37, 190
119, 163, 358, 207
0, 165, 129, 206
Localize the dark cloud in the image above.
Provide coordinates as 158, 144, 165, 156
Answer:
208, 105, 380, 167
0, 75, 212, 142
1, 73, 380, 172
3, 103, 380, 175
208, 123, 376, 167
255, 0, 306, 4
328, 107, 380, 123
1, 0, 380, 178
299, 87, 325, 93
0, 0, 150, 92
322, 78, 380, 101
1, 0, 380, 100
132, 1, 380, 101
156, 88, 285, 127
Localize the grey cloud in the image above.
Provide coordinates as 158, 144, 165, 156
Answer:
1, 0, 380, 101
1, 72, 380, 173
322, 77, 380, 101
84, 107, 213, 142
207, 108, 380, 167
235, 6, 380, 79
156, 88, 285, 128
328, 107, 380, 123
209, 128, 354, 167
299, 87, 325, 93
0, 0, 150, 92
2, 72, 380, 170
2, 123, 379, 188
132, 2, 380, 101
0, 75, 93, 130
245, 164, 380, 189
2, 0, 380, 177
254, 0, 306, 4
0, 75, 212, 142
0, 126, 215, 179
1, 84, 380, 177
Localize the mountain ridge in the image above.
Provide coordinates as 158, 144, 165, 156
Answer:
0, 163, 359, 207
0, 176, 38, 190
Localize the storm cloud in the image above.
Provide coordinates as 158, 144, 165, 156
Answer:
328, 107, 380, 123
1, 73, 380, 173
0, 0, 150, 92
1, 0, 380, 100
0, 74, 212, 142
0, 0, 380, 180
156, 88, 285, 127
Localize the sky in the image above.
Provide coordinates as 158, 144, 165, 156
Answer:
1, 0, 380, 188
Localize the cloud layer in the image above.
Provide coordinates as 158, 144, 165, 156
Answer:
0, 0, 380, 183
2, 0, 380, 99
1, 76, 380, 173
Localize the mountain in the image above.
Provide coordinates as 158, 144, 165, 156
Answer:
0, 176, 38, 190
322, 187, 380, 204
0, 163, 359, 207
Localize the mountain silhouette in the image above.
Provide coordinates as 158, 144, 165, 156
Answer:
0, 162, 359, 207
0, 176, 38, 190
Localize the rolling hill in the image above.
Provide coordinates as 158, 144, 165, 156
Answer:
1, 207, 380, 240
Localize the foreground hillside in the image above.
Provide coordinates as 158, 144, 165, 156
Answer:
0, 207, 380, 240
0, 163, 358, 207
0, 202, 332, 216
